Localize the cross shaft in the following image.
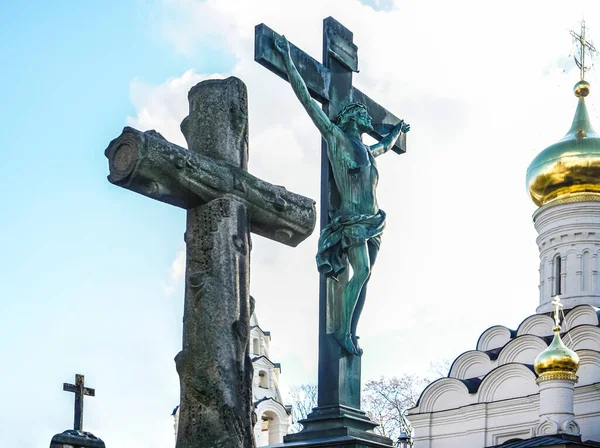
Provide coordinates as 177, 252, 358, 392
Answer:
63, 374, 95, 431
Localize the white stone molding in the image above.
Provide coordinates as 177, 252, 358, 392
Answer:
477, 364, 537, 403
566, 325, 600, 351
533, 416, 561, 436
575, 349, 600, 386
534, 378, 579, 436
497, 335, 548, 366
517, 314, 555, 337
491, 429, 534, 446
417, 378, 473, 413
563, 305, 599, 330
477, 325, 513, 351
449, 350, 494, 380
254, 398, 292, 447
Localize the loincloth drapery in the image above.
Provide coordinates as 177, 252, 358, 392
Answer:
316, 209, 386, 279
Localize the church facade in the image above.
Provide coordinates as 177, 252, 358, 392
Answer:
408, 72, 600, 447
250, 312, 293, 446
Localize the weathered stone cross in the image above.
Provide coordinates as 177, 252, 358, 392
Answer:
255, 17, 406, 446
104, 77, 316, 448
63, 374, 95, 432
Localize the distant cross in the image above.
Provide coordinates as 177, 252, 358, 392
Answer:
63, 374, 95, 431
552, 295, 564, 328
570, 20, 597, 80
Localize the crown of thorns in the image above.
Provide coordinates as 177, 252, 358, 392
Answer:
334, 102, 368, 124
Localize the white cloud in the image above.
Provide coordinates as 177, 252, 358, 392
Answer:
161, 247, 186, 296
129, 0, 600, 386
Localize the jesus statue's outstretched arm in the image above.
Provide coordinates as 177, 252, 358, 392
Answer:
274, 35, 336, 140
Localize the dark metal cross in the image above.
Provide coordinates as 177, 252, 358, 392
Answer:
255, 17, 406, 446
63, 374, 95, 431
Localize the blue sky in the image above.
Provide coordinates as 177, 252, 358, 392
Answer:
0, 1, 235, 445
3, 0, 600, 447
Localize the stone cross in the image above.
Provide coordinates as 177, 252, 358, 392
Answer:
255, 17, 406, 446
63, 374, 95, 432
105, 77, 316, 448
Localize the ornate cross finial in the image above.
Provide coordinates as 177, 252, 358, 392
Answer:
570, 20, 597, 81
63, 374, 96, 431
551, 295, 564, 329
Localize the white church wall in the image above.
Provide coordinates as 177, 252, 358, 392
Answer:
534, 201, 600, 313
574, 385, 600, 442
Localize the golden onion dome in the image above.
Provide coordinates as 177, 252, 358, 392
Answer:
527, 80, 600, 207
534, 326, 579, 378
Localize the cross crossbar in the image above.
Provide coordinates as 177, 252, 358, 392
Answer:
63, 374, 95, 432
255, 23, 406, 154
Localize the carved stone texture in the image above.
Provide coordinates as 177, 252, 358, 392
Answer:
49, 430, 105, 448
181, 78, 249, 169
175, 197, 254, 448
105, 77, 316, 448
105, 126, 314, 247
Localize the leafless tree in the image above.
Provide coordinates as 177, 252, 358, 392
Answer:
362, 374, 427, 441
287, 384, 318, 433
287, 372, 435, 441
427, 359, 452, 381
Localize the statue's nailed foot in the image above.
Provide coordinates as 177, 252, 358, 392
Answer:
334, 331, 362, 356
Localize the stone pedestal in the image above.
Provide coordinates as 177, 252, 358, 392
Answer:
50, 430, 105, 448
281, 404, 393, 447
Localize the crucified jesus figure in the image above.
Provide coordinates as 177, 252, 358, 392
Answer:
275, 36, 410, 356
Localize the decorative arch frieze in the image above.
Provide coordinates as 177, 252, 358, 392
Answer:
517, 314, 554, 337
477, 363, 537, 403
415, 378, 473, 413
477, 325, 513, 352
497, 335, 548, 366
566, 325, 600, 351
574, 349, 600, 386
563, 305, 599, 330
449, 350, 493, 379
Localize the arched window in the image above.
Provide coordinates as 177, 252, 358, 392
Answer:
253, 338, 260, 355
555, 255, 562, 296
258, 411, 282, 446
259, 370, 268, 388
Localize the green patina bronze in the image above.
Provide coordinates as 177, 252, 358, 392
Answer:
274, 36, 410, 356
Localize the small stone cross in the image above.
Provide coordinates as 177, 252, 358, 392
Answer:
63, 374, 95, 432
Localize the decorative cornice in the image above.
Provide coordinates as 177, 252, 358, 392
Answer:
535, 193, 600, 215
536, 371, 578, 383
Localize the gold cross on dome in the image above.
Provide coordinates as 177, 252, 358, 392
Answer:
570, 20, 598, 81
551, 295, 563, 328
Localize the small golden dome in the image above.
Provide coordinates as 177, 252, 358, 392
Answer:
526, 81, 600, 207
534, 327, 579, 378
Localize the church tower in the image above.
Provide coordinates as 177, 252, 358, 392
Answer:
250, 312, 292, 446
527, 65, 600, 313
408, 23, 600, 447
